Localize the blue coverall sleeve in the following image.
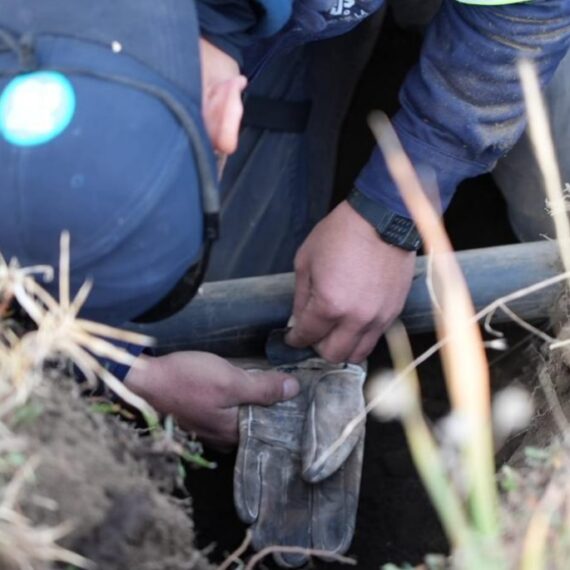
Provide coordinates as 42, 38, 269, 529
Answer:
356, 0, 570, 218
196, 0, 293, 64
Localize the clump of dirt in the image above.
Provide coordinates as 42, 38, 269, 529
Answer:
500, 321, 570, 467
492, 314, 570, 566
7, 376, 213, 570
499, 439, 570, 568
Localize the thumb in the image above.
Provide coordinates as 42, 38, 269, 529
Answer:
231, 369, 300, 407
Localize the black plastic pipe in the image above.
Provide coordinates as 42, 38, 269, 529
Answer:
127, 240, 565, 355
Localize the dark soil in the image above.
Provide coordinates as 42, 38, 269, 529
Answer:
8, 377, 212, 570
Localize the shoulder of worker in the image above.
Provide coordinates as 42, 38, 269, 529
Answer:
196, 0, 294, 64
196, 1, 386, 67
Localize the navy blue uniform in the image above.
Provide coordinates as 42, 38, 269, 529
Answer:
199, 0, 570, 219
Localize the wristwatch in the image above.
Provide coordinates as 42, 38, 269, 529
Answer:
346, 188, 422, 252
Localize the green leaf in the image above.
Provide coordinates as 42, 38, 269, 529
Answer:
11, 402, 43, 426
524, 446, 551, 467
89, 402, 117, 415
0, 452, 27, 472
498, 465, 519, 493
181, 450, 217, 470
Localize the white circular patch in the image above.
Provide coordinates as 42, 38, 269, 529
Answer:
0, 71, 76, 146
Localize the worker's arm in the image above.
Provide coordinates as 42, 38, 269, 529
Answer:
287, 0, 570, 363
357, 0, 570, 217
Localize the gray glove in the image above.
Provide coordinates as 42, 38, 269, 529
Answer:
234, 357, 366, 568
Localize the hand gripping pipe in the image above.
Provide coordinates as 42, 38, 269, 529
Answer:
127, 240, 565, 356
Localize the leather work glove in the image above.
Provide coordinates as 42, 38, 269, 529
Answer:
234, 333, 366, 568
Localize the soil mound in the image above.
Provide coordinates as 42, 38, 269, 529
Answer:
9, 377, 213, 570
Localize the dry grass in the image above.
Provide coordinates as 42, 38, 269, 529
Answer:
518, 60, 570, 281
0, 232, 157, 423
367, 112, 501, 568
370, 61, 570, 570
0, 232, 159, 569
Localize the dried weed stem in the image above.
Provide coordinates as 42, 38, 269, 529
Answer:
518, 60, 570, 283
369, 111, 498, 537
218, 530, 252, 570
383, 324, 474, 554
0, 231, 159, 568
244, 546, 355, 570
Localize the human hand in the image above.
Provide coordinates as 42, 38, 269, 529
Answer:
286, 200, 416, 363
124, 351, 299, 448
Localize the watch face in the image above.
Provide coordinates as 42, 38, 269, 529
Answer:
381, 214, 422, 251
348, 188, 421, 251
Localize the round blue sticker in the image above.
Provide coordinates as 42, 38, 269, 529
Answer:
0, 71, 76, 147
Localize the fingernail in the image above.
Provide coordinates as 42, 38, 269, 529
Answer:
283, 378, 300, 400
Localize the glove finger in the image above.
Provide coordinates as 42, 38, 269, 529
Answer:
235, 389, 307, 523
234, 406, 263, 524
250, 446, 311, 568
311, 433, 365, 555
303, 364, 366, 482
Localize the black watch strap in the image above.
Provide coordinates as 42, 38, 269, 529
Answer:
347, 188, 422, 251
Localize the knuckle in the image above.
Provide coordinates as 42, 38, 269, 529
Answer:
351, 308, 375, 328
329, 353, 347, 365
350, 347, 372, 364
367, 323, 384, 342
348, 354, 364, 364
213, 375, 234, 398
319, 346, 346, 365
217, 375, 232, 390
315, 293, 346, 320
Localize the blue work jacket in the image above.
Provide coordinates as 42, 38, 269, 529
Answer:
198, 0, 570, 218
